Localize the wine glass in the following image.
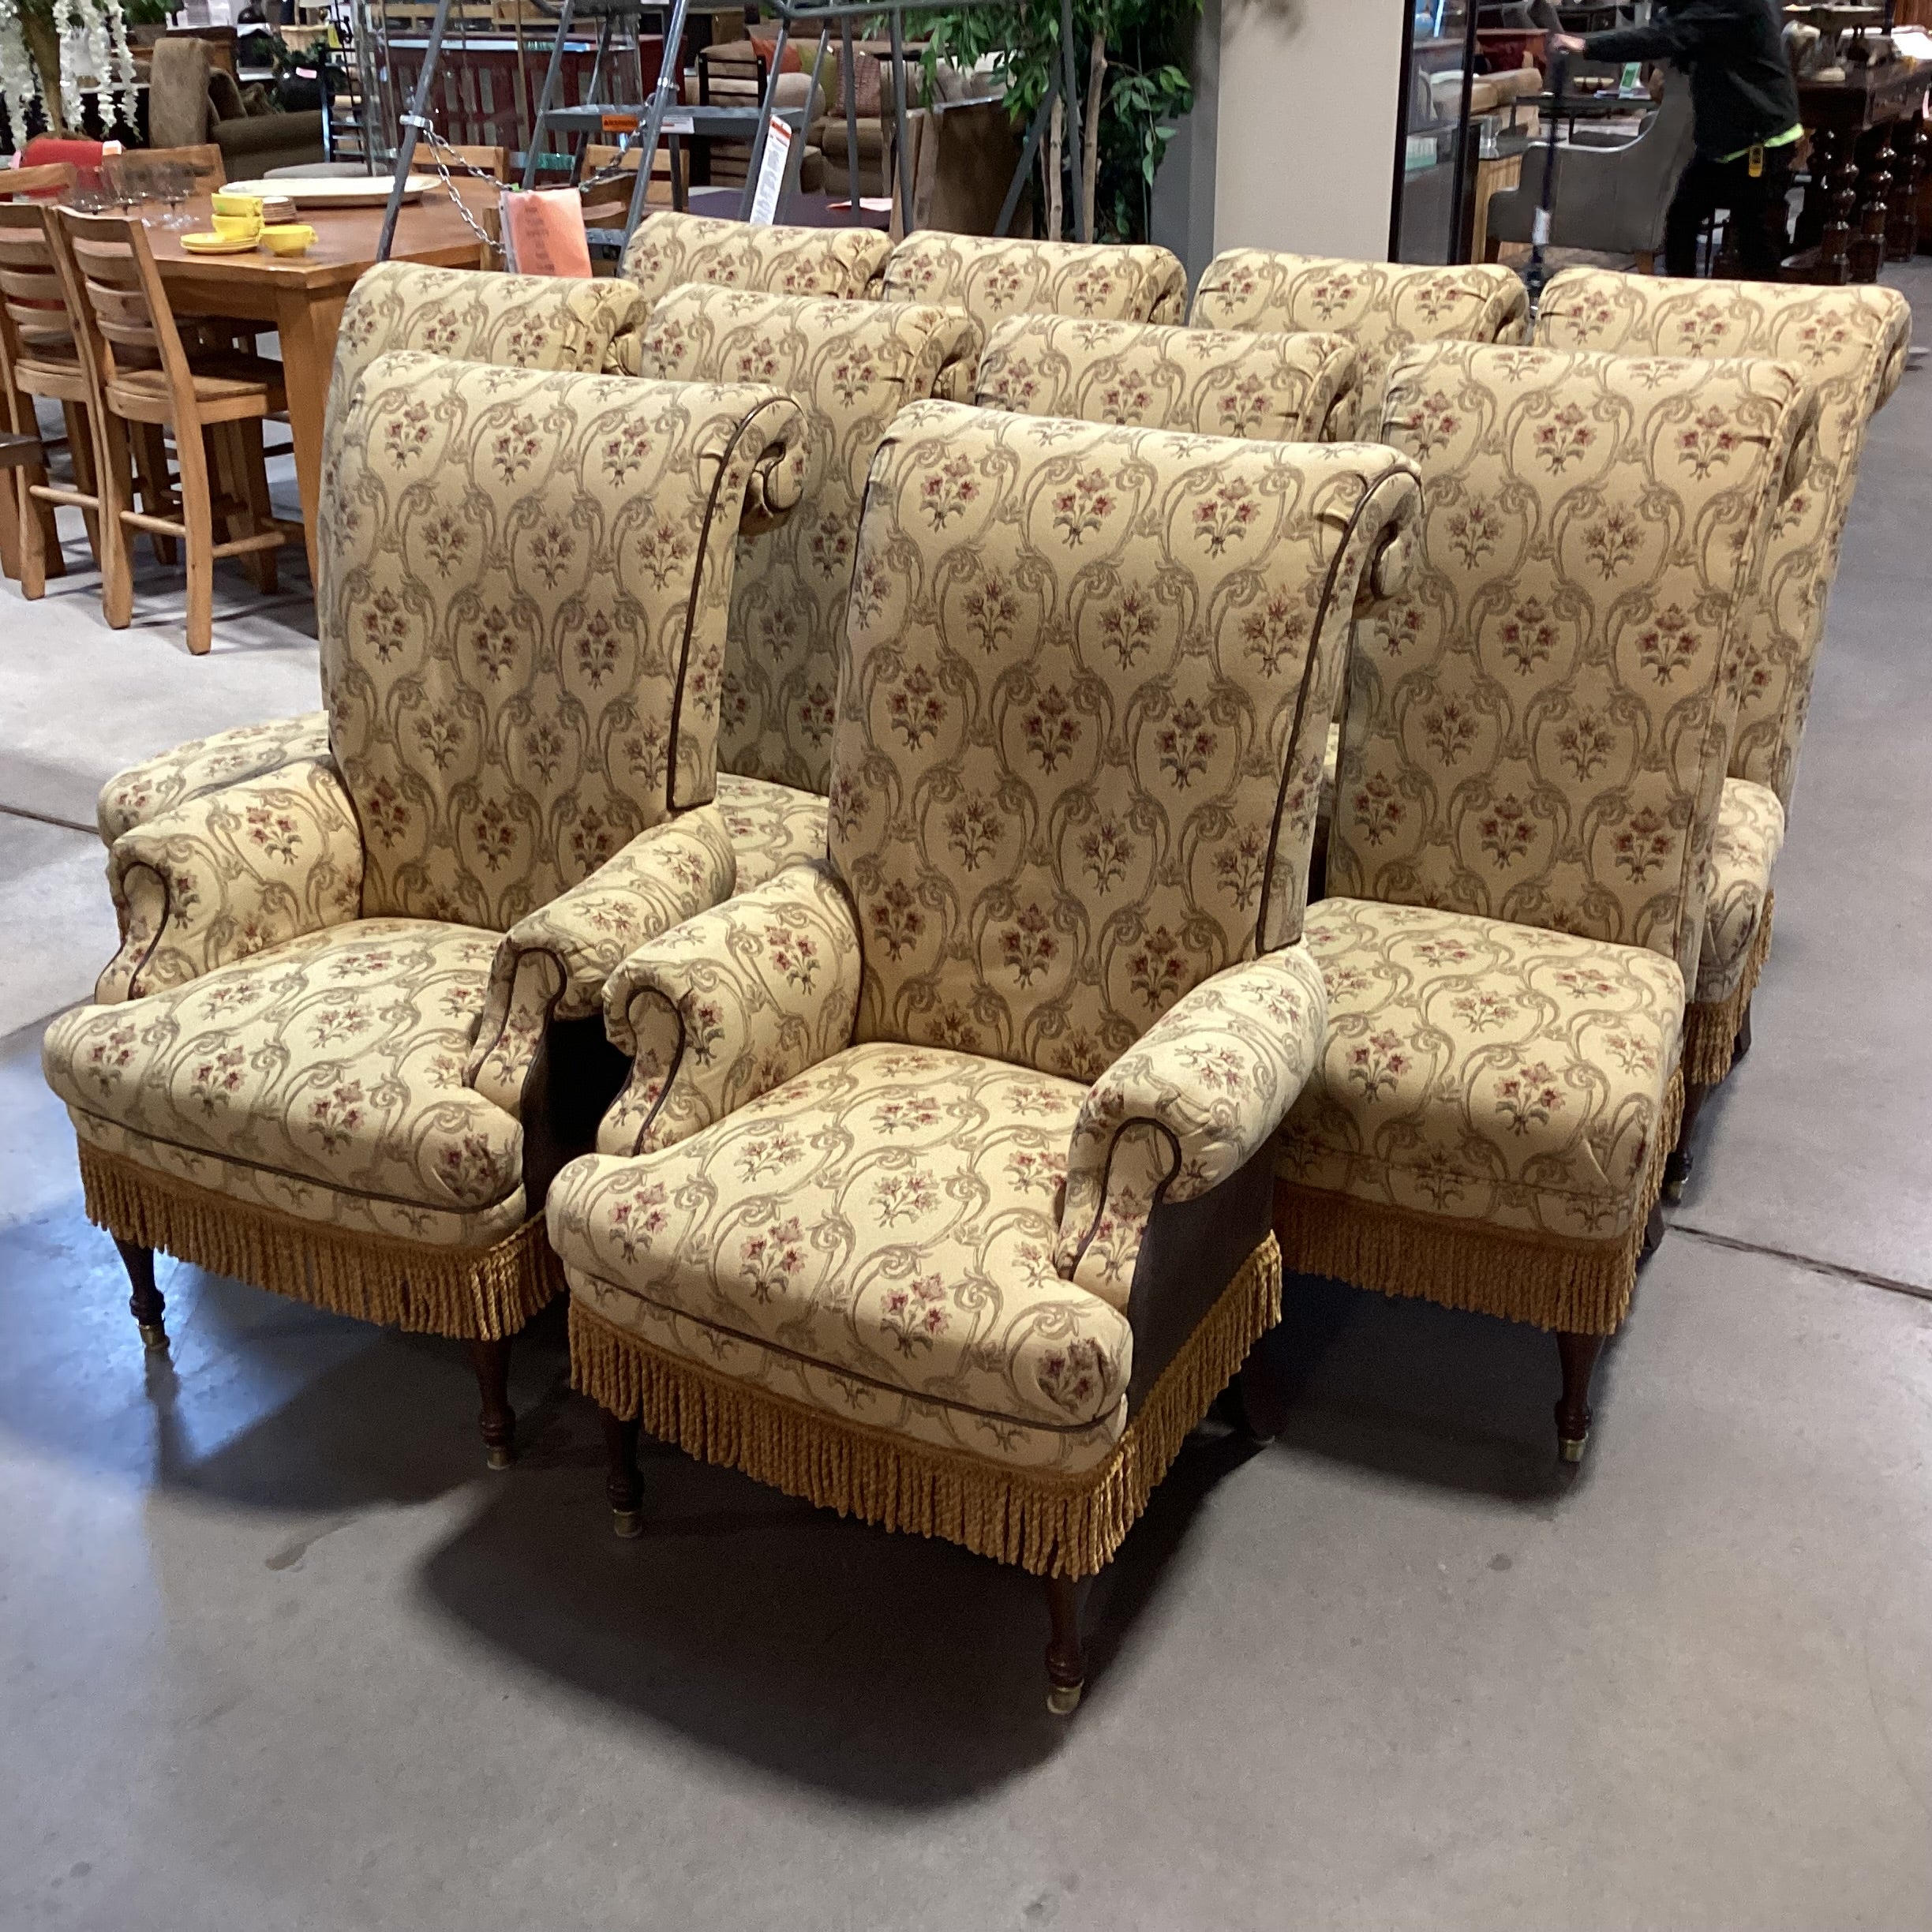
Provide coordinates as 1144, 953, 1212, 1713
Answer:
110, 157, 147, 219
161, 161, 192, 230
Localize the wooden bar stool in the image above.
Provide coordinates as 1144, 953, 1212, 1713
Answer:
57, 210, 290, 656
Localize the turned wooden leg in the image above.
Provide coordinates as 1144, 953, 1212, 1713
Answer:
115, 1237, 167, 1350
601, 1408, 643, 1538
1043, 1574, 1086, 1717
1554, 1331, 1605, 1465
1733, 999, 1753, 1062
1663, 1080, 1711, 1205
465, 1337, 515, 1470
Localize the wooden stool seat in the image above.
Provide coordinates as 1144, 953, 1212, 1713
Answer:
107, 358, 288, 421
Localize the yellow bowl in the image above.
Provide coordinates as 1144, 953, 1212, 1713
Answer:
210, 191, 263, 219
211, 212, 263, 242
260, 223, 317, 257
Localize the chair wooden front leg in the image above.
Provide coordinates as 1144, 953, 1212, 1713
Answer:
464, 1337, 516, 1470
177, 415, 215, 655
601, 1408, 643, 1537
1043, 1574, 1087, 1717
114, 1237, 167, 1350
1662, 1080, 1710, 1205
1554, 1331, 1605, 1464
95, 407, 135, 630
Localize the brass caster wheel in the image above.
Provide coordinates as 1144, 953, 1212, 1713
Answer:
137, 1322, 170, 1351
1558, 1434, 1588, 1466
485, 1444, 514, 1472
611, 1507, 644, 1540
1046, 1679, 1084, 1718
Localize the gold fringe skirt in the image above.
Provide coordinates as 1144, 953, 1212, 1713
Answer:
77, 1139, 563, 1342
568, 1235, 1283, 1580
1275, 1068, 1683, 1338
1680, 892, 1773, 1091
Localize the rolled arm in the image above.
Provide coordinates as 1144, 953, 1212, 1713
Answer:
96, 712, 333, 844
595, 861, 861, 1158
468, 808, 738, 1113
95, 757, 365, 1005
1054, 947, 1329, 1308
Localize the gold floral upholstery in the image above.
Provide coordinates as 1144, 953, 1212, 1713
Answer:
975, 313, 1361, 442
714, 772, 829, 893
46, 358, 802, 1350
550, 404, 1421, 1578
635, 286, 978, 796
97, 713, 333, 844
1537, 271, 1910, 812
324, 263, 647, 452
1679, 777, 1782, 1088
878, 234, 1188, 399
1189, 251, 1530, 437
1282, 341, 1818, 1339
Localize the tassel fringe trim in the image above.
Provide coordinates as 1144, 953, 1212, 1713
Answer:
568, 1237, 1283, 1580
1683, 893, 1773, 1090
77, 1140, 563, 1341
1275, 1069, 1683, 1338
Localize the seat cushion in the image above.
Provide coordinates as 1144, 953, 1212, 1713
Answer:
1697, 777, 1783, 1006
43, 919, 527, 1247
1279, 897, 1684, 1246
716, 771, 829, 893
550, 1043, 1135, 1473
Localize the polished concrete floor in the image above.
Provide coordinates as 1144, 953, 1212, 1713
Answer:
3, 276, 1931, 1930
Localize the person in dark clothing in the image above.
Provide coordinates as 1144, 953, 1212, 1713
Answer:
1552, 0, 1803, 278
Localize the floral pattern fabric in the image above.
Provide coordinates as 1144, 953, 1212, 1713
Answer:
617, 212, 893, 334
1189, 251, 1530, 439
879, 234, 1188, 399
635, 286, 978, 795
831, 399, 1421, 1079
974, 313, 1360, 443
1698, 777, 1783, 1006
324, 263, 647, 460
1278, 897, 1684, 1245
98, 713, 333, 844
715, 772, 829, 893
550, 1043, 1133, 1473
1055, 945, 1327, 1308
594, 862, 863, 1159
322, 353, 807, 929
1536, 271, 1911, 811
45, 919, 529, 1246
1329, 340, 1815, 987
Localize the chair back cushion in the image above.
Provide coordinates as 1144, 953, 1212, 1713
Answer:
975, 312, 1359, 442
1190, 252, 1530, 436
636, 284, 977, 795
320, 354, 806, 928
1536, 270, 1911, 810
620, 211, 893, 308
325, 263, 647, 456
1330, 340, 1817, 985
829, 399, 1421, 1078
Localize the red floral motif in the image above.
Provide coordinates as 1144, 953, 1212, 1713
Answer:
849, 552, 893, 626
634, 516, 693, 590
1036, 1337, 1111, 1415
828, 772, 865, 842
1676, 407, 1742, 479
1193, 477, 1259, 556
309, 998, 371, 1047
888, 665, 945, 749
961, 571, 1020, 655
945, 796, 1001, 871
1477, 793, 1537, 868
829, 348, 880, 407
242, 803, 301, 864
1212, 826, 1267, 909
1006, 1080, 1076, 1117
597, 416, 656, 484
926, 1005, 981, 1051
1402, 390, 1461, 459
570, 808, 618, 871
1022, 685, 1081, 772
1610, 806, 1676, 882
1634, 606, 1699, 683
766, 924, 820, 990
420, 511, 467, 575
308, 1080, 366, 1154
470, 607, 519, 682
1211, 373, 1270, 436
1098, 588, 1159, 667
736, 1129, 804, 1181
1240, 593, 1309, 676
526, 519, 576, 588
807, 512, 853, 582
1127, 926, 1189, 1013
1583, 507, 1643, 578
1351, 773, 1406, 846
1554, 709, 1617, 782
189, 1044, 246, 1112
873, 1173, 938, 1226
1601, 1031, 1660, 1076
1000, 904, 1058, 987
1421, 698, 1479, 765
489, 413, 544, 483
1155, 698, 1215, 788
879, 1271, 950, 1357
1447, 501, 1503, 570
1451, 988, 1516, 1034
1080, 817, 1135, 892
919, 454, 980, 530
621, 718, 668, 786
381, 399, 435, 464
874, 1095, 942, 1135
1345, 1028, 1411, 1103
1053, 470, 1116, 546
870, 879, 925, 959
741, 1217, 807, 1302
1533, 401, 1597, 474
1496, 1061, 1565, 1136
474, 798, 519, 873
573, 612, 620, 688
1005, 1147, 1059, 1194
361, 588, 410, 662
798, 683, 837, 750
1181, 1043, 1254, 1095
1413, 936, 1475, 967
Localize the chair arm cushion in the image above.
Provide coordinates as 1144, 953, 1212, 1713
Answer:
595, 861, 861, 1158
97, 711, 333, 844
95, 757, 365, 1005
1054, 946, 1328, 1309
467, 807, 737, 1114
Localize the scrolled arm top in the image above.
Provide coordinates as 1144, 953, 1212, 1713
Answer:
95, 757, 365, 1005
1054, 947, 1329, 1309
596, 861, 862, 1159
467, 808, 738, 1114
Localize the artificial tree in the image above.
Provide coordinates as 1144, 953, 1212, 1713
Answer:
0, 0, 139, 140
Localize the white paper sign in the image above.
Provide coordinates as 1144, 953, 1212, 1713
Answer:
748, 118, 792, 225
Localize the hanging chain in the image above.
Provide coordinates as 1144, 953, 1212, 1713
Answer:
403, 112, 646, 253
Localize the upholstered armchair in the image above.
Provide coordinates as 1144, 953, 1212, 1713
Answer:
974, 312, 1361, 442
1187, 252, 1530, 439
879, 234, 1189, 398
1273, 340, 1818, 1462
545, 400, 1421, 1711
1536, 271, 1911, 1196
44, 356, 807, 1464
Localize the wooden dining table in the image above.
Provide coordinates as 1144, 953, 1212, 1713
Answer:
149, 184, 493, 576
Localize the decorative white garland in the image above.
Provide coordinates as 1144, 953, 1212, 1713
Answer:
0, 0, 140, 137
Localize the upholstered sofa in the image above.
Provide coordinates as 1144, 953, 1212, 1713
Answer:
547, 401, 1421, 1710
1272, 340, 1818, 1462
47, 355, 807, 1463
974, 312, 1361, 442
1535, 271, 1911, 1194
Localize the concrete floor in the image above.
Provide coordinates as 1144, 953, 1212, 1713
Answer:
3, 279, 1931, 1930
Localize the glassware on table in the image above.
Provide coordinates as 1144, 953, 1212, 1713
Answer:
159, 161, 193, 230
